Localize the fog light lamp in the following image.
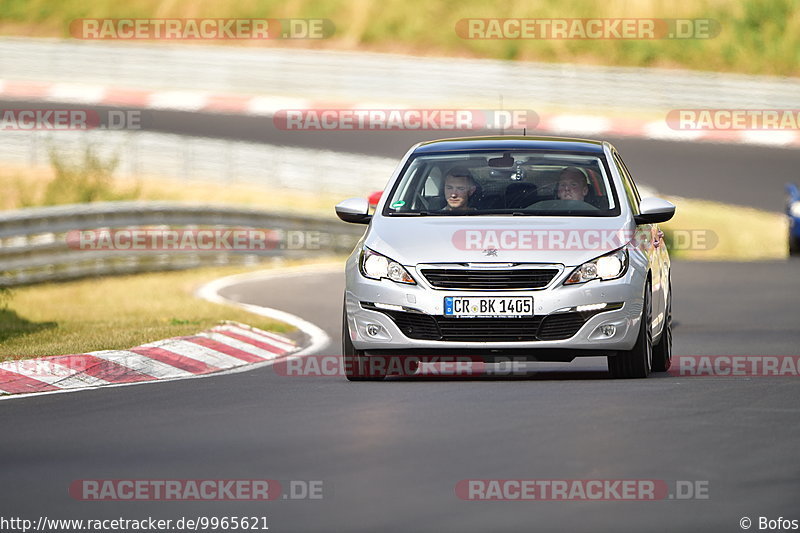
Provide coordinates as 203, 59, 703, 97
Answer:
366, 324, 381, 337
599, 325, 616, 337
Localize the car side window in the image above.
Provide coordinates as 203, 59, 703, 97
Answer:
408, 166, 445, 211
613, 152, 640, 215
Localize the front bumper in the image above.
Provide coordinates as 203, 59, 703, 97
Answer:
345, 260, 645, 354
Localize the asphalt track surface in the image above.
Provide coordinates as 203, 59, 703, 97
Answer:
1, 99, 798, 212
2, 261, 799, 532
1, 104, 799, 532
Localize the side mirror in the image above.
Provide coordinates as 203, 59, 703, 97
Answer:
634, 197, 676, 225
335, 197, 372, 224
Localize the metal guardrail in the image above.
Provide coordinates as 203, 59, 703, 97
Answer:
2, 37, 800, 111
0, 202, 364, 287
0, 130, 400, 197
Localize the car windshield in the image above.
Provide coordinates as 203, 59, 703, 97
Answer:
383, 151, 619, 217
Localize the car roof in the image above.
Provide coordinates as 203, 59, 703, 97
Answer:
412, 135, 608, 154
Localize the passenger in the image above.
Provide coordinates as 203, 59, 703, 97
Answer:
442, 167, 478, 212
557, 166, 590, 202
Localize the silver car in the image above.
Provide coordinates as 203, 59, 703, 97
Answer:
335, 136, 675, 380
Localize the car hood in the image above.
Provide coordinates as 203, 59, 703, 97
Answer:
365, 215, 637, 267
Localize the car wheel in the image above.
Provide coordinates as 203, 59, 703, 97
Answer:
651, 286, 672, 372
608, 282, 652, 379
342, 300, 385, 381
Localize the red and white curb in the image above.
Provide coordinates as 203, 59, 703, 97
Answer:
0, 322, 298, 398
195, 263, 335, 356
1, 79, 798, 148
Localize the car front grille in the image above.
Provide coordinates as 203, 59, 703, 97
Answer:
364, 305, 601, 342
362, 302, 623, 342
420, 268, 560, 290
434, 316, 544, 342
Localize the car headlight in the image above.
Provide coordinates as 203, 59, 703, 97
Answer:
789, 202, 800, 218
360, 248, 416, 284
564, 248, 628, 285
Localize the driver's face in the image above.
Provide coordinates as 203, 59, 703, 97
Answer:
557, 175, 588, 201
444, 176, 475, 209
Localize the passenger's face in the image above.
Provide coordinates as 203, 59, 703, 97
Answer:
444, 176, 474, 209
557, 174, 588, 201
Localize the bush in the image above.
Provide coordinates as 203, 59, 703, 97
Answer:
40, 144, 139, 206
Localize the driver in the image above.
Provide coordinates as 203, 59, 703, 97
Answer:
557, 167, 590, 202
442, 167, 477, 212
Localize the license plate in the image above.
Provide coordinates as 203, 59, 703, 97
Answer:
444, 296, 533, 318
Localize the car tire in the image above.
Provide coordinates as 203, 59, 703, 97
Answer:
342, 300, 386, 381
651, 285, 672, 372
608, 282, 652, 379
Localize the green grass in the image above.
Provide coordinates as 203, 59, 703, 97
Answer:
661, 196, 787, 261
0, 259, 343, 360
0, 0, 798, 76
